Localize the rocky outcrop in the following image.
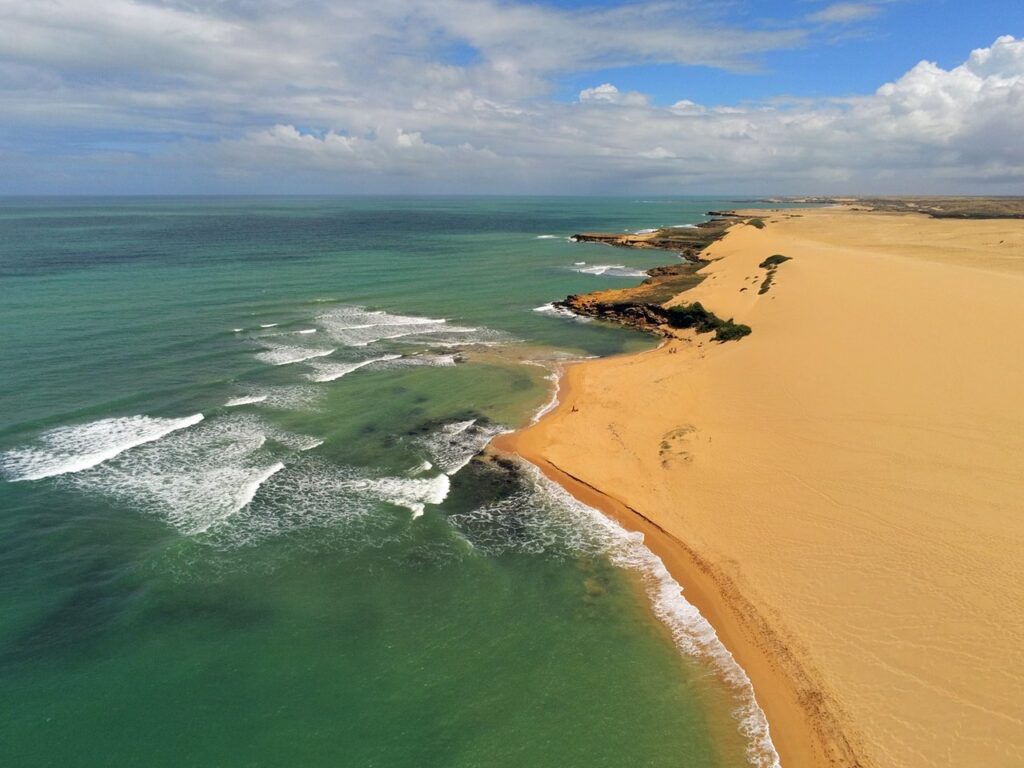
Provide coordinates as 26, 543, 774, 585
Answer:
559, 213, 756, 342
572, 217, 739, 261
554, 295, 751, 342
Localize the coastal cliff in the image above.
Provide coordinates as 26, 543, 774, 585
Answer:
562, 214, 767, 341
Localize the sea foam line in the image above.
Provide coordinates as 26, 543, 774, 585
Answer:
306, 354, 403, 382
255, 345, 337, 366
342, 472, 451, 519
530, 366, 563, 424
533, 303, 592, 323
0, 414, 205, 482
570, 264, 648, 278
525, 465, 781, 768
225, 395, 268, 407
189, 462, 286, 535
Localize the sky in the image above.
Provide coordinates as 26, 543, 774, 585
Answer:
0, 0, 1022, 195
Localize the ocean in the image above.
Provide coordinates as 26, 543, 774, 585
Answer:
0, 197, 775, 767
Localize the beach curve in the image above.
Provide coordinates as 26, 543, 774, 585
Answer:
493, 206, 1024, 768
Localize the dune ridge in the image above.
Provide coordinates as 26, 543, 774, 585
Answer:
495, 207, 1024, 768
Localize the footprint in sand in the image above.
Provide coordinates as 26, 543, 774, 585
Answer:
659, 425, 698, 469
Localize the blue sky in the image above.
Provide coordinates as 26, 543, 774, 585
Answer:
551, 1, 1020, 105
0, 0, 1021, 194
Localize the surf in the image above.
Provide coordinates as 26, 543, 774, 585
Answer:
0, 413, 204, 482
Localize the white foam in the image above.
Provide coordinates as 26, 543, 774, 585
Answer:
225, 395, 268, 407
233, 328, 243, 333
671, 223, 699, 229
0, 414, 204, 482
547, 475, 781, 768
415, 419, 505, 476
531, 368, 562, 424
634, 228, 658, 234
306, 354, 402, 382
296, 328, 318, 335
218, 459, 443, 545
254, 344, 337, 366
68, 414, 320, 537
574, 261, 586, 266
388, 353, 460, 368
260, 323, 279, 328
571, 264, 647, 278
218, 460, 378, 543
192, 462, 285, 534
264, 426, 323, 452
255, 385, 323, 411
450, 464, 781, 768
533, 303, 591, 323
317, 306, 479, 347
343, 473, 451, 518
535, 234, 559, 239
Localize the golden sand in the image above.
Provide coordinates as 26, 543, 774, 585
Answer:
495, 208, 1024, 768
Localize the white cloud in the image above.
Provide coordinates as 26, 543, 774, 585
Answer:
209, 35, 1024, 192
809, 3, 882, 24
578, 83, 649, 106
0, 0, 1020, 193
222, 124, 501, 175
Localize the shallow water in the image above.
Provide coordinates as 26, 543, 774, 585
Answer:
0, 197, 772, 767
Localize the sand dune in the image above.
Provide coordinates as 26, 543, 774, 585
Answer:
497, 208, 1024, 768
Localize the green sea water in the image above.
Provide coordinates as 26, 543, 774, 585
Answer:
0, 197, 778, 768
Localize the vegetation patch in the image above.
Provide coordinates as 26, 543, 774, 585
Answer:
748, 218, 766, 229
758, 254, 791, 269
666, 302, 752, 342
758, 254, 791, 294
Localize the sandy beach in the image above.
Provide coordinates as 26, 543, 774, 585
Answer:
495, 207, 1024, 768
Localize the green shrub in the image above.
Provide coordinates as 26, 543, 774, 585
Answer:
758, 254, 790, 269
666, 302, 719, 333
714, 321, 752, 341
666, 302, 751, 342
748, 218, 766, 229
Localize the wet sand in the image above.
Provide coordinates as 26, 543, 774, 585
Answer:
495, 207, 1024, 767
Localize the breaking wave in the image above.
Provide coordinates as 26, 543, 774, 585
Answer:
0, 414, 204, 482
315, 306, 506, 348
570, 264, 648, 278
225, 395, 268, 407
68, 415, 307, 536
533, 303, 591, 323
306, 355, 403, 382
415, 419, 506, 475
254, 344, 337, 366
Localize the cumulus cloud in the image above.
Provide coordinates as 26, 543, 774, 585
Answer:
0, 0, 1020, 193
578, 83, 649, 106
207, 35, 1024, 192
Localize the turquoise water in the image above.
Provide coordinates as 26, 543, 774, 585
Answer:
0, 198, 774, 767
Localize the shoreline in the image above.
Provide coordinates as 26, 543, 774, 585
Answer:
493, 204, 1024, 768
492, 351, 842, 768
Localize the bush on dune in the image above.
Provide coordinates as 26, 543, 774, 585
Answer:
666, 302, 751, 342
